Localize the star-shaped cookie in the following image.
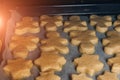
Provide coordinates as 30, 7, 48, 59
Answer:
74, 54, 104, 76
102, 31, 120, 55
36, 71, 61, 80
40, 15, 63, 31
3, 59, 33, 80
15, 17, 40, 35
97, 71, 118, 80
90, 15, 112, 33
34, 51, 66, 72
113, 15, 120, 32
9, 35, 39, 59
108, 54, 120, 74
70, 30, 98, 54
72, 73, 93, 80
40, 31, 69, 54
64, 16, 88, 33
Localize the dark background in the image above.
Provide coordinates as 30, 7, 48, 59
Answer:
3, 0, 120, 6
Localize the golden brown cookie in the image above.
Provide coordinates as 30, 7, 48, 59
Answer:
72, 73, 93, 80
90, 15, 112, 33
97, 71, 118, 80
113, 15, 120, 32
40, 31, 69, 54
3, 59, 33, 80
108, 54, 120, 74
9, 35, 39, 59
34, 51, 66, 72
40, 15, 63, 31
36, 71, 61, 80
15, 17, 40, 35
74, 54, 104, 76
69, 16, 81, 21
102, 31, 120, 55
64, 16, 88, 33
70, 30, 98, 54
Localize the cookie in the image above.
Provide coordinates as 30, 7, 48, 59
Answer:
40, 15, 63, 31
15, 17, 40, 35
97, 71, 118, 80
103, 31, 120, 55
90, 15, 112, 33
64, 16, 88, 33
34, 51, 66, 72
74, 54, 104, 76
36, 71, 61, 80
69, 16, 81, 21
3, 59, 33, 80
108, 54, 120, 74
113, 15, 120, 32
40, 31, 69, 54
72, 73, 93, 80
9, 35, 39, 59
70, 30, 98, 54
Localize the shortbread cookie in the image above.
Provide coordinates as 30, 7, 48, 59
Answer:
72, 73, 93, 80
40, 31, 69, 54
113, 15, 120, 32
64, 16, 88, 33
9, 35, 39, 59
70, 30, 98, 54
90, 15, 112, 33
40, 15, 63, 31
3, 59, 33, 80
102, 31, 120, 55
108, 54, 120, 74
97, 71, 118, 80
74, 54, 104, 76
15, 17, 40, 35
36, 71, 61, 80
69, 16, 81, 21
117, 15, 120, 19
34, 51, 66, 72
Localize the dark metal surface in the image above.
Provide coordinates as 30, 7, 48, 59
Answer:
3, 0, 120, 6
11, 4, 120, 16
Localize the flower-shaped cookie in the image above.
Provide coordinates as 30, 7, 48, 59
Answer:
74, 54, 104, 76
103, 31, 120, 55
70, 30, 98, 54
40, 31, 69, 54
113, 15, 120, 32
40, 15, 63, 31
34, 51, 66, 72
15, 17, 40, 35
90, 15, 112, 33
108, 54, 120, 74
64, 16, 88, 33
3, 59, 33, 80
97, 71, 118, 80
9, 35, 39, 59
72, 73, 93, 80
36, 71, 61, 80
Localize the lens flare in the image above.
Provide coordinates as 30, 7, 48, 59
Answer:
0, 17, 2, 27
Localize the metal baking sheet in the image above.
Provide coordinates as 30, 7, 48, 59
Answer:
56, 15, 116, 80
0, 10, 119, 80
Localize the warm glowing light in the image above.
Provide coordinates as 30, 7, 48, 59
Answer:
0, 17, 2, 27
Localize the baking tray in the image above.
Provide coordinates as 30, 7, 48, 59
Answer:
0, 10, 120, 80
1, 1, 120, 80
